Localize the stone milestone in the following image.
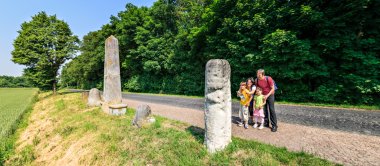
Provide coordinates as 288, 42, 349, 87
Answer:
102, 35, 127, 115
103, 35, 122, 104
132, 104, 152, 128
204, 59, 232, 153
87, 88, 101, 107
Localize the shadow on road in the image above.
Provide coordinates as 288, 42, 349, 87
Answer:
231, 116, 242, 125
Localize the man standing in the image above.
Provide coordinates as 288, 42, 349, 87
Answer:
256, 69, 277, 132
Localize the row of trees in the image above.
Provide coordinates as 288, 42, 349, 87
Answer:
15, 0, 379, 105
0, 76, 32, 88
62, 0, 379, 105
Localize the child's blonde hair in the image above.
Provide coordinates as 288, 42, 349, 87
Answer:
256, 87, 262, 92
240, 82, 247, 87
239, 82, 247, 92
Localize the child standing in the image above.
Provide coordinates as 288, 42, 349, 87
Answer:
237, 82, 252, 129
253, 87, 266, 129
246, 78, 256, 123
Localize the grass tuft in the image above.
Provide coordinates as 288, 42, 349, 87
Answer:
55, 99, 66, 111
11, 145, 35, 165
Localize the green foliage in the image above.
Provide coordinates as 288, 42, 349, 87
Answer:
61, 0, 380, 106
12, 12, 79, 92
124, 75, 141, 92
0, 75, 33, 88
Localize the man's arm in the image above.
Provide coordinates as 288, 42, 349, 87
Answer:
265, 78, 275, 100
265, 85, 275, 99
262, 97, 266, 107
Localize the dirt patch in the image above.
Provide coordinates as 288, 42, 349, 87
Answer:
46, 134, 95, 165
17, 96, 59, 151
9, 94, 103, 165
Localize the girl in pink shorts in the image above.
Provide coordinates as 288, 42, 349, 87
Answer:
253, 87, 266, 129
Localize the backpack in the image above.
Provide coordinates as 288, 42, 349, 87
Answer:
256, 76, 278, 91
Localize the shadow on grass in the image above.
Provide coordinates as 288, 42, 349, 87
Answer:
58, 89, 88, 95
39, 89, 82, 99
186, 116, 242, 144
186, 126, 205, 144
38, 91, 54, 100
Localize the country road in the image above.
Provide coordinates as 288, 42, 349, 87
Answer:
122, 92, 380, 136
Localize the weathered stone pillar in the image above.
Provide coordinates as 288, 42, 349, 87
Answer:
102, 35, 127, 115
103, 35, 122, 104
204, 59, 232, 153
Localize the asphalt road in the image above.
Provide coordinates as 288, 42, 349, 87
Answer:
122, 93, 380, 136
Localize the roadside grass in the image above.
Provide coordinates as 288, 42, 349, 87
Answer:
123, 91, 380, 111
122, 91, 204, 99
276, 101, 379, 111
6, 92, 339, 165
0, 88, 38, 165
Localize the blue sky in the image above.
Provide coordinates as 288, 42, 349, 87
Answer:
0, 0, 156, 76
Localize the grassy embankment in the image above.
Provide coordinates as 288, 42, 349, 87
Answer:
0, 88, 38, 164
5, 92, 339, 165
122, 91, 380, 111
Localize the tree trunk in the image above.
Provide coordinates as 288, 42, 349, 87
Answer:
53, 81, 56, 95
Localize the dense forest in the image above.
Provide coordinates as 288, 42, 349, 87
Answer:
0, 75, 32, 87
61, 0, 380, 106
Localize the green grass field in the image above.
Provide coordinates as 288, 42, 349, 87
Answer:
6, 92, 339, 165
0, 88, 38, 164
0, 88, 38, 140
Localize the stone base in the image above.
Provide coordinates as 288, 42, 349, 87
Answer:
102, 103, 128, 115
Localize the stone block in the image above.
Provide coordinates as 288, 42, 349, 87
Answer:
132, 104, 152, 128
102, 103, 128, 116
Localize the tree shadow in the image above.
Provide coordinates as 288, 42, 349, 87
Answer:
58, 89, 89, 95
231, 115, 254, 125
187, 116, 244, 144
186, 126, 205, 144
38, 91, 54, 100
231, 115, 241, 124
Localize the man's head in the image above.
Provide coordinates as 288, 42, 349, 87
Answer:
257, 69, 265, 80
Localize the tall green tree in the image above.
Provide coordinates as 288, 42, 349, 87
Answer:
12, 12, 79, 93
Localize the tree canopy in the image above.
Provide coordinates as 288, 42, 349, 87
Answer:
61, 0, 380, 106
12, 11, 79, 93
